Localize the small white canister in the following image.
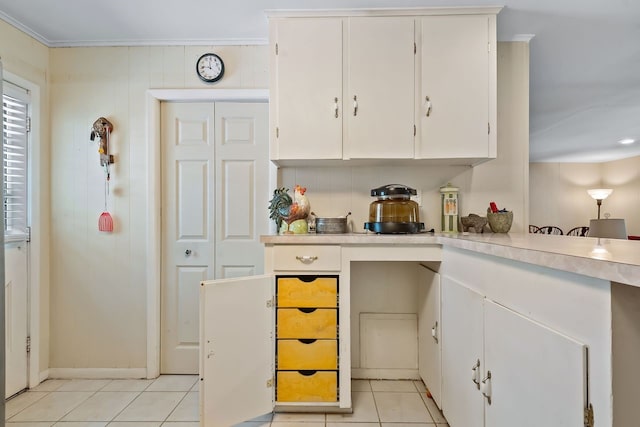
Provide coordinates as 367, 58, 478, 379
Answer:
440, 183, 459, 233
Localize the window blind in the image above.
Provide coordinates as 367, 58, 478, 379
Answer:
3, 81, 29, 241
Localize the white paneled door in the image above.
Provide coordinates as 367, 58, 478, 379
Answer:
160, 101, 269, 374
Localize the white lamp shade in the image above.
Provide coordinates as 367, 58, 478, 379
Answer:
587, 188, 613, 200
589, 218, 627, 239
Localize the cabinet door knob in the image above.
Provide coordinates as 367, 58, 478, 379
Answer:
353, 95, 358, 116
471, 359, 481, 389
431, 321, 438, 343
425, 96, 432, 117
481, 370, 492, 405
185, 249, 192, 256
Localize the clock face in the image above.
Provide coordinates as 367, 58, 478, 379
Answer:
196, 53, 224, 83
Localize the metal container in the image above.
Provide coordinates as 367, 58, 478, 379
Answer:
312, 212, 351, 234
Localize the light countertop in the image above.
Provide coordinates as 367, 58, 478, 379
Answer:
261, 232, 640, 286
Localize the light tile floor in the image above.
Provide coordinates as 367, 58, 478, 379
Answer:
6, 376, 449, 427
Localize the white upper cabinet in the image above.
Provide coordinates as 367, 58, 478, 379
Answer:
418, 15, 496, 161
269, 17, 343, 160
268, 8, 500, 165
345, 17, 416, 159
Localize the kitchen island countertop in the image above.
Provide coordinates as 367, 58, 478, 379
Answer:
261, 232, 640, 286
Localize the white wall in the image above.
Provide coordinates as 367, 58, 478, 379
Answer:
48, 45, 268, 370
530, 156, 640, 235
281, 42, 530, 234
0, 20, 51, 380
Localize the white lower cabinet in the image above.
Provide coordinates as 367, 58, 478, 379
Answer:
441, 277, 589, 427
417, 264, 442, 408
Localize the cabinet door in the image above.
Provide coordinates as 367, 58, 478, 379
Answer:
346, 17, 415, 159
417, 264, 442, 408
418, 15, 493, 159
441, 277, 484, 427
484, 300, 587, 427
200, 275, 274, 426
270, 18, 343, 160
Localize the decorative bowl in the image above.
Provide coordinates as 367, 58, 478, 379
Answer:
486, 210, 513, 233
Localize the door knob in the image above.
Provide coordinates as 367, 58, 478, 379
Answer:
185, 249, 192, 256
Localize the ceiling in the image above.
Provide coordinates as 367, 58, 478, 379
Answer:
1, 0, 639, 163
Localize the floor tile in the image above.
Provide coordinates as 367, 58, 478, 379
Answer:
146, 376, 197, 392
272, 412, 326, 422
351, 380, 372, 392
6, 423, 54, 427
382, 424, 434, 427
53, 422, 108, 426
270, 423, 324, 427
413, 380, 428, 393
56, 380, 112, 392
31, 380, 70, 392
9, 392, 94, 422
101, 380, 154, 392
248, 413, 273, 422
232, 423, 269, 427
166, 392, 198, 422
328, 424, 379, 427
420, 394, 446, 423
374, 392, 433, 423
6, 391, 49, 419
105, 423, 161, 427
326, 392, 378, 423
113, 392, 186, 422
61, 392, 139, 422
370, 380, 418, 393
161, 423, 200, 427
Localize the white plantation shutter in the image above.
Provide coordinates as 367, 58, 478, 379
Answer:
3, 81, 30, 242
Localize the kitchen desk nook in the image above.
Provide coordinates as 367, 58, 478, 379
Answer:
200, 233, 640, 427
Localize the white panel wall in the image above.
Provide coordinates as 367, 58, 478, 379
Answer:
281, 42, 530, 234
48, 45, 268, 369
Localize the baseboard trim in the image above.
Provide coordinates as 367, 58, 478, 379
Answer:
352, 368, 420, 380
39, 369, 50, 383
47, 368, 148, 379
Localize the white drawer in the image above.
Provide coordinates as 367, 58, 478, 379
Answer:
273, 245, 341, 271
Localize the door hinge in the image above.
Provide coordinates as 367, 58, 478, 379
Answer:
413, 124, 416, 136
26, 336, 31, 354
276, 127, 279, 138
414, 42, 417, 54
275, 43, 278, 55
26, 116, 32, 132
488, 42, 491, 53
26, 226, 32, 242
584, 404, 594, 427
488, 122, 490, 135
266, 298, 275, 308
266, 378, 274, 388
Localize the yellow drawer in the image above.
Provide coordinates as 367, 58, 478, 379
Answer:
277, 370, 338, 402
277, 339, 338, 370
277, 276, 338, 308
277, 308, 337, 339
273, 245, 341, 271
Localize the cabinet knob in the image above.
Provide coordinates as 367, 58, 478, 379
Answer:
481, 370, 492, 405
185, 249, 192, 256
471, 359, 481, 390
425, 96, 432, 117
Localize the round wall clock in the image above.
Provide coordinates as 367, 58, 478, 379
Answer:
196, 53, 225, 83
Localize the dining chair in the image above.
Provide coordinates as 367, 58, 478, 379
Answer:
566, 226, 589, 237
536, 226, 564, 235
529, 225, 540, 233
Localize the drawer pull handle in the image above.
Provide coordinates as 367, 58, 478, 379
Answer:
299, 370, 317, 376
299, 339, 317, 344
296, 255, 318, 263
298, 308, 318, 314
481, 370, 492, 405
471, 359, 481, 389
